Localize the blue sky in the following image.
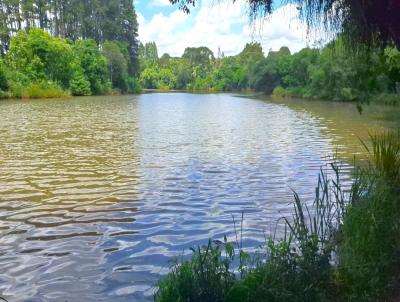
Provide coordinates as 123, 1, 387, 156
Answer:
134, 0, 321, 57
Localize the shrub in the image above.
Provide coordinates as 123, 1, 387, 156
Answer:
272, 85, 287, 97
155, 239, 237, 302
70, 72, 91, 96
21, 82, 69, 98
127, 77, 142, 94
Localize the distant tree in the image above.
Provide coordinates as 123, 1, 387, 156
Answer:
140, 67, 159, 89
0, 0, 140, 74
175, 59, 193, 89
0, 59, 8, 91
159, 53, 171, 67
282, 48, 318, 88
144, 42, 159, 60
248, 57, 280, 94
70, 71, 91, 96
6, 28, 76, 88
182, 46, 214, 78
182, 47, 215, 66
73, 39, 110, 94
102, 40, 128, 92
239, 42, 264, 63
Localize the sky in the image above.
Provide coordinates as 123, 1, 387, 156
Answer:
134, 0, 323, 57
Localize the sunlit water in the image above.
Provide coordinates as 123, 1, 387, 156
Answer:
0, 93, 393, 301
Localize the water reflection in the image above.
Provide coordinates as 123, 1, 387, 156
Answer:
0, 93, 387, 301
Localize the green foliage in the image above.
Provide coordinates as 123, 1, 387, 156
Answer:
0, 0, 140, 76
155, 239, 237, 302
340, 132, 400, 300
248, 56, 281, 94
272, 85, 287, 97
137, 39, 399, 101
183, 47, 214, 67
102, 41, 129, 93
21, 82, 69, 99
0, 59, 8, 91
175, 60, 193, 90
127, 77, 142, 94
6, 28, 76, 89
238, 42, 264, 64
139, 66, 177, 90
70, 72, 92, 96
142, 42, 159, 61
0, 28, 140, 99
73, 39, 110, 95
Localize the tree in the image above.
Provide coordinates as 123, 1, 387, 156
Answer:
74, 39, 109, 94
144, 42, 159, 61
102, 40, 128, 92
0, 0, 140, 73
183, 46, 214, 66
140, 67, 159, 89
239, 42, 264, 63
182, 46, 214, 78
175, 59, 193, 89
248, 57, 280, 94
70, 70, 91, 96
0, 59, 8, 91
6, 28, 76, 88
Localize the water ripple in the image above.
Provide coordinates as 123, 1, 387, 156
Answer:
0, 93, 359, 301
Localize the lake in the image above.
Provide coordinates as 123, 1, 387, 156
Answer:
0, 93, 396, 301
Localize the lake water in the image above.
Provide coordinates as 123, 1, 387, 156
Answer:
0, 93, 395, 301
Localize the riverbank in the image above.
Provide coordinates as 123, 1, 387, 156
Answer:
0, 86, 141, 100
155, 132, 400, 302
272, 86, 400, 106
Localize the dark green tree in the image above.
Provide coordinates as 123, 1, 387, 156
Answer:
102, 40, 128, 92
73, 39, 109, 94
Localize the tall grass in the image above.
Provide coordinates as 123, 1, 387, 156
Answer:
339, 132, 400, 300
155, 132, 400, 302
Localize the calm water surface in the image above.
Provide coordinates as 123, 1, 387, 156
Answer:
0, 93, 393, 301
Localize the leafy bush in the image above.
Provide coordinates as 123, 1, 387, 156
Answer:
6, 29, 76, 89
155, 239, 237, 302
73, 39, 110, 95
21, 82, 69, 98
70, 72, 91, 96
272, 85, 287, 97
127, 77, 142, 94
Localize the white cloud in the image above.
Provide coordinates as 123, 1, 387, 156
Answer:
138, 1, 324, 57
148, 0, 172, 7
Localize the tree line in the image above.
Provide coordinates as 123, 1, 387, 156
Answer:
139, 41, 400, 103
0, 0, 139, 73
0, 0, 140, 98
